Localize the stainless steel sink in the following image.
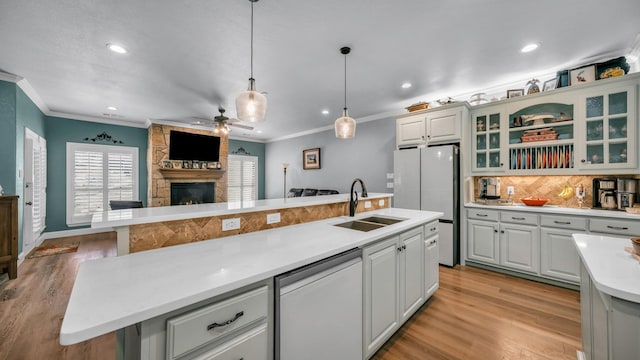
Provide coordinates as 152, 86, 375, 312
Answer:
333, 215, 406, 232
333, 220, 385, 232
359, 216, 405, 225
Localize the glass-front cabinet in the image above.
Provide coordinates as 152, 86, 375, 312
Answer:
472, 108, 504, 172
576, 84, 636, 170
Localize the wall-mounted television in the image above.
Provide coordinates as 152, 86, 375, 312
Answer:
169, 130, 220, 162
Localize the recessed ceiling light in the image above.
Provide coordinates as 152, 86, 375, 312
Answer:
321, 109, 330, 115
521, 43, 539, 53
107, 43, 127, 54
106, 106, 118, 111
401, 82, 412, 89
257, 130, 263, 134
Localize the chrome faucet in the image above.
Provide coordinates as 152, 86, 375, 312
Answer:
349, 178, 368, 217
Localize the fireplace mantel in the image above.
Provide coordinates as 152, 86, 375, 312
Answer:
159, 168, 225, 179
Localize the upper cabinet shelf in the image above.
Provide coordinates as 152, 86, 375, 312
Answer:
396, 103, 467, 148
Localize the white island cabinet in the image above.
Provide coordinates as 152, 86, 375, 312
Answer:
60, 207, 443, 360
574, 234, 640, 360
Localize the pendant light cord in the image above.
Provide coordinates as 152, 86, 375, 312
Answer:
343, 52, 347, 110
250, 0, 254, 79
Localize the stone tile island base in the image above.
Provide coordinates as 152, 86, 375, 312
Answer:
126, 198, 390, 254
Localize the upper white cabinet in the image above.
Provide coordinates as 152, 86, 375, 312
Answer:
396, 114, 426, 147
468, 73, 640, 175
396, 104, 466, 148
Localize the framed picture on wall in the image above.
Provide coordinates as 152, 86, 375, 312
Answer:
507, 89, 524, 99
303, 148, 321, 170
570, 65, 596, 85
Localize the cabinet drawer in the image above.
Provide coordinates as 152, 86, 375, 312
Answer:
191, 323, 268, 360
540, 215, 587, 230
589, 218, 640, 236
500, 211, 538, 225
424, 221, 438, 237
166, 286, 268, 360
467, 209, 499, 221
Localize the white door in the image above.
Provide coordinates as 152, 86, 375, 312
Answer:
22, 136, 35, 255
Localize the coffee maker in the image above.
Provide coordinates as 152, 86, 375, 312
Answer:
617, 178, 637, 210
478, 177, 501, 199
592, 178, 617, 209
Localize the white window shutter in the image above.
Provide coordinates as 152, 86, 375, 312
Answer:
228, 155, 258, 205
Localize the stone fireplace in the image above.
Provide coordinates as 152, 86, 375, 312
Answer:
171, 182, 215, 205
148, 124, 228, 207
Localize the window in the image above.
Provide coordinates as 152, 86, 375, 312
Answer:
66, 142, 138, 226
227, 155, 258, 208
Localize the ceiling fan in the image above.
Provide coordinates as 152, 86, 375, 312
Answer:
193, 108, 254, 134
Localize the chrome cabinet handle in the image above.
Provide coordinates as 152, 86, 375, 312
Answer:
476, 213, 488, 217
207, 311, 244, 331
397, 247, 402, 252
511, 217, 525, 220
402, 244, 406, 250
607, 225, 629, 230
494, 229, 498, 233
553, 221, 571, 225
500, 230, 505, 234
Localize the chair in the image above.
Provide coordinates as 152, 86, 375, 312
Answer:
287, 188, 303, 198
316, 189, 339, 196
109, 200, 144, 210
301, 188, 318, 197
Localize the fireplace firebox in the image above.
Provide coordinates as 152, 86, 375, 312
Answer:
171, 182, 215, 205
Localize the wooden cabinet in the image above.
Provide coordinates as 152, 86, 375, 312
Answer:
0, 195, 19, 279
396, 114, 426, 147
396, 104, 466, 148
424, 222, 439, 299
363, 226, 430, 359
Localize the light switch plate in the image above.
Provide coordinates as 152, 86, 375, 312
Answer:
507, 186, 514, 195
386, 173, 394, 179
266, 213, 281, 224
364, 201, 372, 209
378, 199, 385, 206
387, 182, 394, 188
222, 218, 241, 231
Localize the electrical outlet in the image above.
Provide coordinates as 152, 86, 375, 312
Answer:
507, 186, 515, 195
386, 173, 394, 179
222, 218, 241, 231
378, 199, 385, 206
266, 213, 281, 224
364, 201, 372, 209
387, 182, 394, 188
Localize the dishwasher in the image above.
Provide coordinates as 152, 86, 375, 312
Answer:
275, 248, 362, 360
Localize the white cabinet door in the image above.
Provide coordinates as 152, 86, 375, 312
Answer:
540, 227, 582, 283
499, 223, 539, 274
426, 107, 462, 144
400, 229, 424, 322
467, 219, 499, 265
470, 108, 506, 173
396, 115, 426, 148
363, 236, 399, 358
424, 234, 439, 299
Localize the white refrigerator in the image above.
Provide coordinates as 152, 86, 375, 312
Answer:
393, 145, 459, 266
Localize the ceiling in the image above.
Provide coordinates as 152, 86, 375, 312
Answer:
1, 0, 639, 141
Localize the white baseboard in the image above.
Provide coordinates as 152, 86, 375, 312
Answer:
40, 227, 114, 241
576, 350, 586, 360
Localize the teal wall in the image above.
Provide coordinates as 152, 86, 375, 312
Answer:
229, 139, 266, 200
45, 116, 148, 232
0, 81, 17, 195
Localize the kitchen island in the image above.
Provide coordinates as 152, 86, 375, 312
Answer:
62, 207, 442, 359
91, 193, 391, 255
573, 234, 640, 360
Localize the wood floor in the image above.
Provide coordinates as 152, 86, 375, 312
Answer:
0, 234, 581, 360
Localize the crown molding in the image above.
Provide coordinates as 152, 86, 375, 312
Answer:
0, 71, 21, 83
47, 110, 149, 128
16, 77, 49, 114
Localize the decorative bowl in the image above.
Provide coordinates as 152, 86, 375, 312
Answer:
406, 102, 429, 112
631, 238, 640, 254
520, 197, 549, 206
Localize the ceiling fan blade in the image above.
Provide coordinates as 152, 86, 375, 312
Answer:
228, 123, 254, 130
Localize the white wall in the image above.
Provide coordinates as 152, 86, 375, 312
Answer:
265, 118, 395, 198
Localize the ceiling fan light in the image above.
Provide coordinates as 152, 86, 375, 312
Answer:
335, 108, 356, 139
236, 79, 267, 122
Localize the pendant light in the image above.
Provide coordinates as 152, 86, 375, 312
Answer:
335, 46, 356, 139
236, 0, 267, 123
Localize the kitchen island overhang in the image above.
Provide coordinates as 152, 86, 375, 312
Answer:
62, 207, 443, 346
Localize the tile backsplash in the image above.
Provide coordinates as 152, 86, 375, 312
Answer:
473, 175, 640, 208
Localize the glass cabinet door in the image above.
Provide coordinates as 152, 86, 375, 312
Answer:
473, 112, 503, 171
580, 87, 634, 168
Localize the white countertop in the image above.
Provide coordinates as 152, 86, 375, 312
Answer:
61, 207, 441, 345
91, 193, 392, 228
465, 202, 640, 220
573, 234, 640, 303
